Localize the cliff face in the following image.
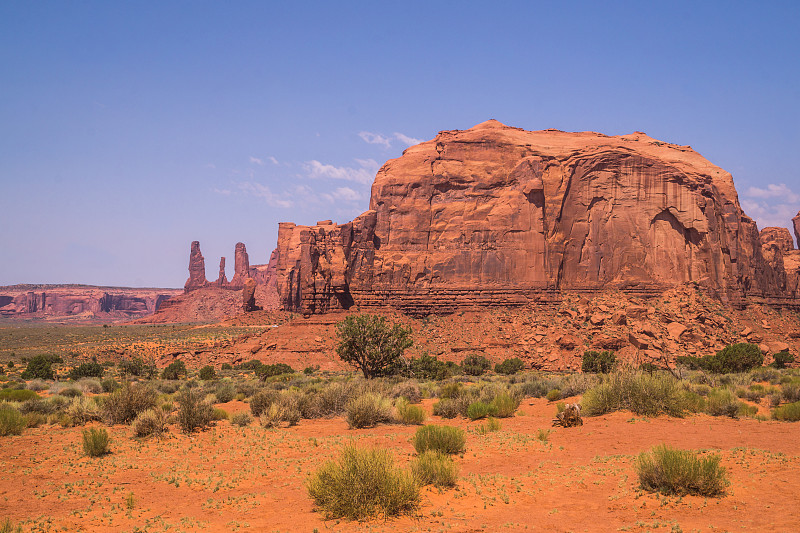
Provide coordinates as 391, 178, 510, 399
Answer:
276, 120, 795, 315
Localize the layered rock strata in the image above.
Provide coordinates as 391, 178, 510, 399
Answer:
276, 120, 797, 315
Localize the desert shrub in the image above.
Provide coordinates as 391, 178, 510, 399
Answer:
772, 401, 800, 421
118, 357, 157, 378
582, 351, 617, 373
307, 445, 419, 520
390, 380, 422, 403
198, 365, 216, 381
413, 425, 466, 455
335, 314, 413, 379
59, 387, 83, 398
489, 392, 520, 417
782, 381, 800, 403
679, 343, 763, 374
581, 371, 690, 417
461, 354, 490, 376
101, 378, 120, 393
249, 389, 280, 417
68, 362, 104, 380
301, 381, 361, 418
67, 397, 102, 425
21, 355, 55, 380
77, 378, 103, 394
432, 398, 462, 419
0, 404, 26, 436
477, 417, 502, 434
705, 388, 741, 418
18, 398, 57, 415
259, 402, 297, 428
0, 389, 39, 402
769, 392, 783, 407
234, 360, 263, 371
23, 412, 46, 428
103, 382, 158, 425
132, 408, 169, 438
175, 388, 213, 433
438, 382, 464, 399
26, 379, 49, 392
466, 401, 491, 420
256, 363, 295, 379
212, 408, 228, 421
346, 393, 392, 429
407, 354, 459, 380
156, 380, 179, 394
221, 363, 233, 371
395, 398, 426, 425
412, 450, 458, 488
82, 428, 110, 457
516, 376, 559, 398
161, 360, 187, 380
559, 373, 600, 397
546, 388, 562, 402
494, 357, 524, 375
636, 444, 728, 496
214, 381, 236, 403
772, 351, 795, 369
749, 366, 783, 384
231, 411, 252, 427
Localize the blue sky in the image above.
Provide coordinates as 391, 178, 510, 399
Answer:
1, 1, 799, 288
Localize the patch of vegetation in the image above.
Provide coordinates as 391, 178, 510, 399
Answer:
161, 360, 187, 380
118, 357, 157, 378
413, 425, 466, 455
466, 401, 492, 420
21, 354, 55, 380
175, 388, 213, 433
411, 450, 458, 488
406, 354, 459, 380
772, 401, 800, 421
335, 314, 413, 379
214, 381, 236, 403
581, 371, 692, 417
132, 408, 169, 438
256, 363, 295, 379
477, 417, 501, 434
704, 388, 741, 418
582, 350, 617, 373
0, 404, 26, 436
546, 388, 562, 402
198, 365, 216, 380
68, 361, 104, 380
636, 444, 728, 497
103, 382, 158, 425
489, 391, 520, 417
307, 445, 419, 520
461, 354, 491, 376
82, 428, 110, 457
0, 389, 39, 402
249, 389, 280, 417
677, 343, 763, 374
494, 357, 524, 375
390, 380, 422, 403
346, 393, 392, 429
395, 398, 426, 425
230, 411, 252, 427
772, 350, 795, 369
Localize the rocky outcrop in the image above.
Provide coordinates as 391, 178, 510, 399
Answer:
184, 241, 208, 292
229, 242, 251, 289
0, 285, 181, 321
215, 257, 228, 287
242, 278, 261, 312
276, 120, 797, 315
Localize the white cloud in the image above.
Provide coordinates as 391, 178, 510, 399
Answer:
358, 131, 391, 148
249, 156, 264, 166
239, 182, 293, 208
394, 132, 423, 146
745, 183, 800, 203
305, 159, 380, 185
212, 188, 231, 196
322, 187, 363, 204
269, 156, 279, 165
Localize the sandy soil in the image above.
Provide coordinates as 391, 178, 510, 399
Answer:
2, 397, 799, 532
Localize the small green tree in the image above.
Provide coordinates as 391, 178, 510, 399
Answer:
335, 314, 413, 379
21, 354, 55, 380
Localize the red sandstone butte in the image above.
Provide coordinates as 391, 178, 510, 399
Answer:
274, 120, 799, 315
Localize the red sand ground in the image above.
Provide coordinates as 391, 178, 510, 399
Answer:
2, 397, 799, 532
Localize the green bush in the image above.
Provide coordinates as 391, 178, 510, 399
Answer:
782, 381, 800, 403
432, 398, 467, 419
307, 445, 419, 520
0, 405, 26, 436
230, 411, 252, 427
118, 357, 156, 378
407, 354, 459, 380
82, 428, 110, 457
411, 450, 458, 488
256, 363, 295, 379
221, 363, 233, 370
59, 387, 83, 398
477, 417, 502, 434
68, 362, 104, 380
21, 355, 55, 380
176, 388, 213, 433
461, 354, 490, 376
132, 408, 169, 438
103, 382, 158, 425
466, 401, 491, 420
335, 314, 413, 379
581, 371, 691, 417
582, 351, 617, 373
390, 380, 422, 403
0, 389, 39, 402
705, 388, 741, 418
214, 381, 236, 403
495, 357, 525, 375
249, 389, 280, 417
772, 351, 795, 369
772, 401, 800, 421
395, 398, 426, 425
546, 388, 562, 402
198, 365, 216, 380
438, 382, 464, 399
413, 425, 466, 455
260, 400, 300, 428
489, 392, 520, 417
678, 343, 763, 374
161, 360, 187, 380
101, 378, 120, 393
346, 393, 392, 429
636, 444, 728, 496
